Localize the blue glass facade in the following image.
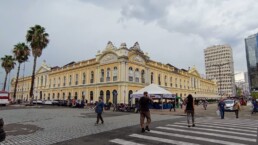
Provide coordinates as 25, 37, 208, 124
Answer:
245, 34, 258, 91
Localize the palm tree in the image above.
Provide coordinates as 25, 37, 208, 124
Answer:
12, 43, 30, 99
1, 55, 16, 91
26, 25, 49, 99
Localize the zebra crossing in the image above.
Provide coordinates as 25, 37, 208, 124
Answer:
109, 117, 258, 145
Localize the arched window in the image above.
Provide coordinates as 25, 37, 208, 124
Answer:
58, 77, 60, 87
53, 93, 55, 100
135, 68, 140, 82
165, 75, 167, 86
69, 75, 72, 85
106, 68, 110, 82
63, 92, 65, 100
45, 75, 47, 86
63, 76, 66, 86
158, 74, 161, 85
41, 76, 43, 86
68, 92, 71, 100
151, 72, 154, 84
82, 72, 86, 84
170, 77, 172, 87
113, 67, 118, 81
74, 92, 78, 100
141, 70, 145, 83
90, 91, 94, 101
100, 90, 104, 101
53, 78, 56, 87
90, 71, 94, 83
49, 79, 51, 88
75, 74, 79, 85
100, 69, 104, 82
57, 93, 60, 99
129, 67, 133, 81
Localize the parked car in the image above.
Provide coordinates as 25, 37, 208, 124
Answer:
224, 99, 236, 111
32, 100, 43, 104
43, 100, 53, 105
58, 100, 68, 106
52, 100, 59, 105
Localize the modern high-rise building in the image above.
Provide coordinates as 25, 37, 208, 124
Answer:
245, 33, 258, 91
204, 45, 235, 96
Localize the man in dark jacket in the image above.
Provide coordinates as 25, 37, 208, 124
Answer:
95, 98, 104, 125
139, 91, 153, 133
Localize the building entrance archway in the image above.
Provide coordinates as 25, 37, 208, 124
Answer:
112, 90, 117, 105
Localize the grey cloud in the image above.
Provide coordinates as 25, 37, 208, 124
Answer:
120, 0, 171, 23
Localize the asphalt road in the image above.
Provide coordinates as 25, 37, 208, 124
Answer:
54, 116, 258, 145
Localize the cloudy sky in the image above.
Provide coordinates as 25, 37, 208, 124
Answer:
1, 0, 258, 89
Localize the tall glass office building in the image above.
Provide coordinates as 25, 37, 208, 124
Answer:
245, 33, 258, 91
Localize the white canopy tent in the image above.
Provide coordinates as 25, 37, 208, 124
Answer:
130, 84, 175, 109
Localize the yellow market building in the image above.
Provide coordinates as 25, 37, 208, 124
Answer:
10, 41, 218, 104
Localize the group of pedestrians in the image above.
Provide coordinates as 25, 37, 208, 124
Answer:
217, 98, 241, 119
93, 91, 243, 134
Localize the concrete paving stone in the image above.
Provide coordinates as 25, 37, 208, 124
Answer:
0, 108, 180, 145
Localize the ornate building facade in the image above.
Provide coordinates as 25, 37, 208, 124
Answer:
11, 41, 218, 104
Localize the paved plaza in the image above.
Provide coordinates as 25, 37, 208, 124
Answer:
0, 104, 257, 145
0, 106, 181, 145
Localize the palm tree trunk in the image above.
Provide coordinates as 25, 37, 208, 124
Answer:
13, 62, 21, 100
3, 72, 8, 91
30, 56, 37, 102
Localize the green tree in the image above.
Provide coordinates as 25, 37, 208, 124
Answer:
1, 55, 16, 91
251, 92, 258, 99
26, 25, 49, 100
12, 43, 30, 99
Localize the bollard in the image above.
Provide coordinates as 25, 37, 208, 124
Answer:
0, 118, 6, 142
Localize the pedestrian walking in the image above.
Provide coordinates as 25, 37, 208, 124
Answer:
203, 99, 208, 110
95, 98, 104, 125
218, 98, 225, 119
139, 91, 153, 133
170, 100, 176, 112
233, 100, 241, 118
185, 94, 195, 127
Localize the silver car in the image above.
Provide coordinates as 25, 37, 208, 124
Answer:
224, 99, 236, 111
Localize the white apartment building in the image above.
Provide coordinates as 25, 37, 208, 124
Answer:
204, 45, 235, 96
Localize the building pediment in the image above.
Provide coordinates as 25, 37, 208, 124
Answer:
99, 53, 118, 64
189, 67, 201, 77
129, 54, 146, 65
36, 61, 51, 74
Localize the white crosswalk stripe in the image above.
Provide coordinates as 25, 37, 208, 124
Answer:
110, 117, 257, 145
174, 122, 257, 133
129, 134, 199, 145
167, 124, 256, 136
109, 139, 145, 145
150, 130, 246, 145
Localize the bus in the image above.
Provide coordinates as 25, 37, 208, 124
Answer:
0, 90, 10, 106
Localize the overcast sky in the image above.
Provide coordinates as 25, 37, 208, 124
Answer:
1, 0, 258, 89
